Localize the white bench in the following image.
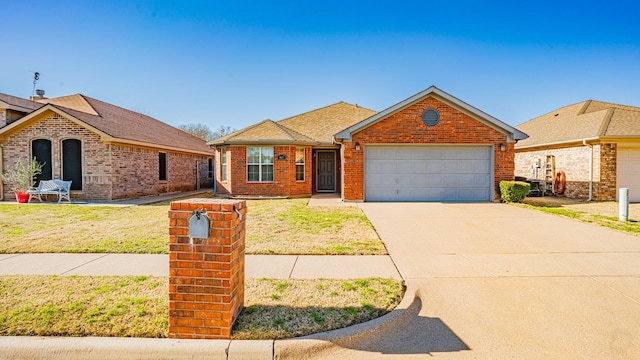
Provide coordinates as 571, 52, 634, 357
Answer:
26, 179, 72, 203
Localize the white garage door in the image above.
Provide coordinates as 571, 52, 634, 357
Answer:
365, 145, 492, 202
617, 148, 640, 202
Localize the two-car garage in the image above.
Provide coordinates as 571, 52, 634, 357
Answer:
334, 86, 527, 202
364, 145, 493, 202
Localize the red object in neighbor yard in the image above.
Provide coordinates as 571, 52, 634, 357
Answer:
554, 171, 566, 195
15, 191, 30, 203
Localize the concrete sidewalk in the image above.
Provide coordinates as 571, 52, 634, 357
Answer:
0, 253, 401, 279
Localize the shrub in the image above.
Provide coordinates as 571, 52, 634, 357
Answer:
499, 181, 530, 203
0, 157, 44, 193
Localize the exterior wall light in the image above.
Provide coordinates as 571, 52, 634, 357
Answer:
355, 142, 361, 151
500, 143, 506, 151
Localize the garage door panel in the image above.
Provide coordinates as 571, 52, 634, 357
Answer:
618, 149, 640, 202
474, 160, 491, 172
410, 175, 428, 186
426, 161, 443, 172
474, 175, 491, 186
365, 146, 492, 202
397, 161, 427, 172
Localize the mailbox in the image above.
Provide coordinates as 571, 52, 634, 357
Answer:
189, 210, 210, 239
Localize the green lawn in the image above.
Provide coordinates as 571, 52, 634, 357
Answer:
513, 199, 640, 236
0, 196, 385, 255
0, 275, 404, 339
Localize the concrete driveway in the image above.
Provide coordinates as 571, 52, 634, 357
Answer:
355, 202, 640, 359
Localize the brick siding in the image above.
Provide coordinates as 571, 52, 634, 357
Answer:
1, 110, 213, 201
514, 143, 617, 201
214, 145, 313, 197
342, 96, 514, 201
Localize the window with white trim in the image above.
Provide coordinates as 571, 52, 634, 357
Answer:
295, 147, 305, 181
220, 148, 227, 182
247, 147, 274, 182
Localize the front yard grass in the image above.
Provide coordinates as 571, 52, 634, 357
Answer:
0, 275, 404, 339
246, 198, 383, 255
514, 197, 640, 236
0, 196, 385, 255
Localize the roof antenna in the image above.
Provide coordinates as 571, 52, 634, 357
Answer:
31, 71, 40, 97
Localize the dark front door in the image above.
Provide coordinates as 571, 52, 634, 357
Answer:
317, 151, 336, 192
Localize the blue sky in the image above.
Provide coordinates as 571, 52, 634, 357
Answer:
1, 1, 639, 130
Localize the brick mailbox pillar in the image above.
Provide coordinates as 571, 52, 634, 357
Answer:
168, 198, 246, 339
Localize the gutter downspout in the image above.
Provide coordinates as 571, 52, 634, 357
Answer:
583, 140, 593, 201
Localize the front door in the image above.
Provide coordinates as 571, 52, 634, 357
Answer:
317, 151, 336, 192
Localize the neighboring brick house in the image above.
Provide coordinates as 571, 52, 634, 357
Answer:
0, 93, 214, 201
515, 100, 640, 202
210, 86, 527, 202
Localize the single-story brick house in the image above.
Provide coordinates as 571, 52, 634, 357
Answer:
209, 86, 527, 202
0, 92, 214, 201
515, 100, 640, 202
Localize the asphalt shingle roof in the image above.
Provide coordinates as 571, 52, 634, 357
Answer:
209, 102, 377, 146
515, 100, 640, 149
0, 93, 42, 111
277, 102, 377, 144
1, 93, 212, 154
212, 119, 316, 144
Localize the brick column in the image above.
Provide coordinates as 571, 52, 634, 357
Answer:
168, 198, 246, 339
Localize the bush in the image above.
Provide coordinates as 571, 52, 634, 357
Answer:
499, 181, 530, 203
0, 157, 43, 193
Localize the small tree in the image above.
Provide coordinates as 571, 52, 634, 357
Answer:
178, 123, 216, 141
0, 157, 44, 193
211, 125, 235, 139
178, 123, 236, 141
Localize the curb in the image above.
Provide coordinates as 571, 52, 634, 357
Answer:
0, 285, 418, 360
274, 282, 421, 359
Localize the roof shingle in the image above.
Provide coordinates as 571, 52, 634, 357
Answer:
212, 120, 316, 144
277, 102, 377, 144
209, 102, 377, 146
515, 100, 640, 149
0, 93, 42, 112
1, 93, 212, 154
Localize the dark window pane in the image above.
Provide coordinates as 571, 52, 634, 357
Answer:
62, 139, 82, 190
31, 139, 52, 184
159, 153, 167, 181
296, 164, 304, 181
262, 165, 274, 182
247, 165, 260, 182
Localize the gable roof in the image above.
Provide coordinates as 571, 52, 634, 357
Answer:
278, 102, 376, 144
0, 93, 212, 155
36, 94, 99, 115
209, 119, 317, 145
515, 100, 640, 149
208, 102, 376, 146
334, 85, 528, 142
0, 93, 43, 112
